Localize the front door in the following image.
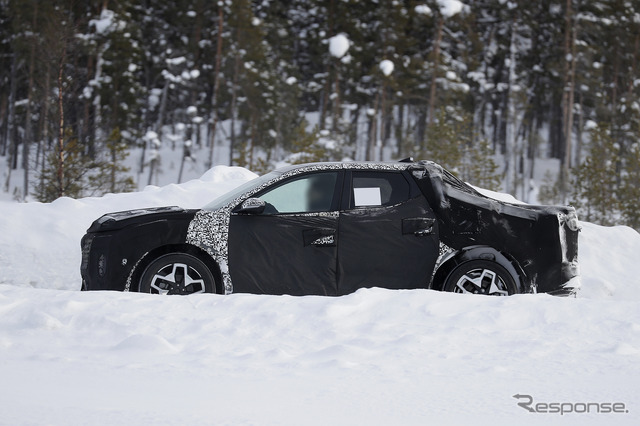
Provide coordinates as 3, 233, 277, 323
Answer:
228, 171, 342, 295
337, 170, 439, 295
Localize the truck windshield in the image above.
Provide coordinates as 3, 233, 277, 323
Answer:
203, 171, 282, 210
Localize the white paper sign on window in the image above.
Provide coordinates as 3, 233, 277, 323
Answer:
353, 187, 382, 207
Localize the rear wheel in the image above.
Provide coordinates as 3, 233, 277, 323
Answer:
443, 259, 518, 296
139, 253, 215, 295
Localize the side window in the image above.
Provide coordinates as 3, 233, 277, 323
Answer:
257, 172, 338, 214
351, 171, 410, 208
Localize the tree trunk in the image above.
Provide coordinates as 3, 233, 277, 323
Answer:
367, 93, 379, 161
37, 65, 52, 194
559, 0, 576, 202
22, 3, 39, 200
332, 59, 341, 132
527, 128, 537, 204
249, 114, 256, 169
110, 143, 116, 193
426, 16, 444, 129
178, 143, 187, 184
396, 102, 404, 159
83, 55, 95, 158
416, 107, 426, 149
190, 0, 205, 108
504, 18, 518, 195
627, 32, 640, 96
229, 53, 240, 166
611, 46, 619, 123
57, 46, 67, 198
349, 105, 360, 159
207, 5, 224, 169
3, 53, 18, 192
576, 91, 584, 165
93, 45, 106, 145
155, 80, 169, 140
378, 84, 387, 161
319, 0, 335, 131
0, 94, 7, 156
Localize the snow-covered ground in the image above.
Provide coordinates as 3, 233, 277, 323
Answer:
1, 166, 639, 425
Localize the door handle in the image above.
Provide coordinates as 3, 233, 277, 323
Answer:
303, 228, 336, 247
311, 234, 335, 246
414, 227, 434, 237
402, 217, 436, 236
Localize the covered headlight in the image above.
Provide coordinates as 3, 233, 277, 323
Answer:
81, 235, 94, 272
98, 254, 106, 277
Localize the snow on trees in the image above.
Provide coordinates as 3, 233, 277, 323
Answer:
0, 0, 638, 229
328, 34, 350, 59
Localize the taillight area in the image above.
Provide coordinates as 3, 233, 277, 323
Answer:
557, 210, 580, 293
566, 210, 580, 264
558, 210, 582, 234
565, 210, 581, 232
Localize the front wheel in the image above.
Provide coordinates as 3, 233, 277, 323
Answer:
443, 259, 518, 296
139, 253, 215, 295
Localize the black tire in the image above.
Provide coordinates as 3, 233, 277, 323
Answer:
443, 259, 518, 296
139, 253, 215, 295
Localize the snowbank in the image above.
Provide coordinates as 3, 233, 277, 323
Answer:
0, 286, 638, 425
579, 222, 640, 300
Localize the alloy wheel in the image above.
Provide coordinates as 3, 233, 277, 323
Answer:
453, 268, 510, 296
149, 262, 206, 295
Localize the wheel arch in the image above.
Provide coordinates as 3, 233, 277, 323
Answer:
431, 245, 528, 293
128, 243, 223, 294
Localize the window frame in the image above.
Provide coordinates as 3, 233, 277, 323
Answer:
341, 170, 417, 211
248, 170, 344, 215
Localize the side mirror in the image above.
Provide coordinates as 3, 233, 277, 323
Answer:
236, 197, 266, 214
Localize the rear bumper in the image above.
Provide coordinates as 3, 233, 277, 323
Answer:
548, 261, 581, 297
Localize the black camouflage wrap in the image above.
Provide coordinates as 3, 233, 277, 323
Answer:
81, 161, 580, 296
80, 207, 197, 292
409, 161, 580, 295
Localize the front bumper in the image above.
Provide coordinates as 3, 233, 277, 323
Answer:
80, 232, 128, 291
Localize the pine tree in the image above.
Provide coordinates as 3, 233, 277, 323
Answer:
571, 124, 619, 225
423, 108, 464, 173
618, 142, 640, 231
460, 139, 501, 192
88, 128, 135, 195
288, 122, 334, 164
34, 130, 90, 202
422, 107, 500, 190
538, 171, 563, 206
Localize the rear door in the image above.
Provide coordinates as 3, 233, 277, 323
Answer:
337, 170, 439, 295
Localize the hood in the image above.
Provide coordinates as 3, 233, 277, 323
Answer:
86, 206, 199, 233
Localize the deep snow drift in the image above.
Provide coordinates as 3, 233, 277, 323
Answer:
0, 166, 639, 425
